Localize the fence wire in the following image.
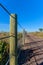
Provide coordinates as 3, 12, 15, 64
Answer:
1, 3, 43, 65
0, 3, 26, 65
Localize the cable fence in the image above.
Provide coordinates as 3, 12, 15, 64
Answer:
0, 3, 43, 65
0, 3, 27, 65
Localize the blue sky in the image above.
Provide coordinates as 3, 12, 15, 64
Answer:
0, 0, 43, 32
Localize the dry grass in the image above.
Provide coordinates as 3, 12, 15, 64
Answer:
30, 32, 43, 38
0, 32, 22, 42
0, 32, 9, 43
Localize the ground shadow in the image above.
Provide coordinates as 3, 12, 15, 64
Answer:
39, 62, 43, 65
18, 38, 43, 65
18, 49, 33, 65
18, 45, 43, 65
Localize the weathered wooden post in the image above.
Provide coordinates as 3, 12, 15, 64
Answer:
23, 30, 27, 45
10, 14, 17, 65
23, 29, 25, 45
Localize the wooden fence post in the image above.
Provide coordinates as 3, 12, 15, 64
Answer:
23, 29, 25, 45
10, 14, 17, 65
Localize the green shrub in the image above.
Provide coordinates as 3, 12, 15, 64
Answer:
0, 41, 7, 61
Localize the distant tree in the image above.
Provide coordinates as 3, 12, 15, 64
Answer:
39, 28, 43, 32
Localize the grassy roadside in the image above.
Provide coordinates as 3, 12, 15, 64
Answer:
30, 32, 43, 38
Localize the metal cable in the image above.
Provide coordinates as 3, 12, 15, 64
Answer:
5, 59, 9, 65
18, 22, 25, 30
0, 3, 15, 19
0, 3, 27, 65
0, 35, 15, 40
0, 3, 26, 31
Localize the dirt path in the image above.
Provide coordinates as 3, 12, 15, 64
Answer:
18, 34, 43, 65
